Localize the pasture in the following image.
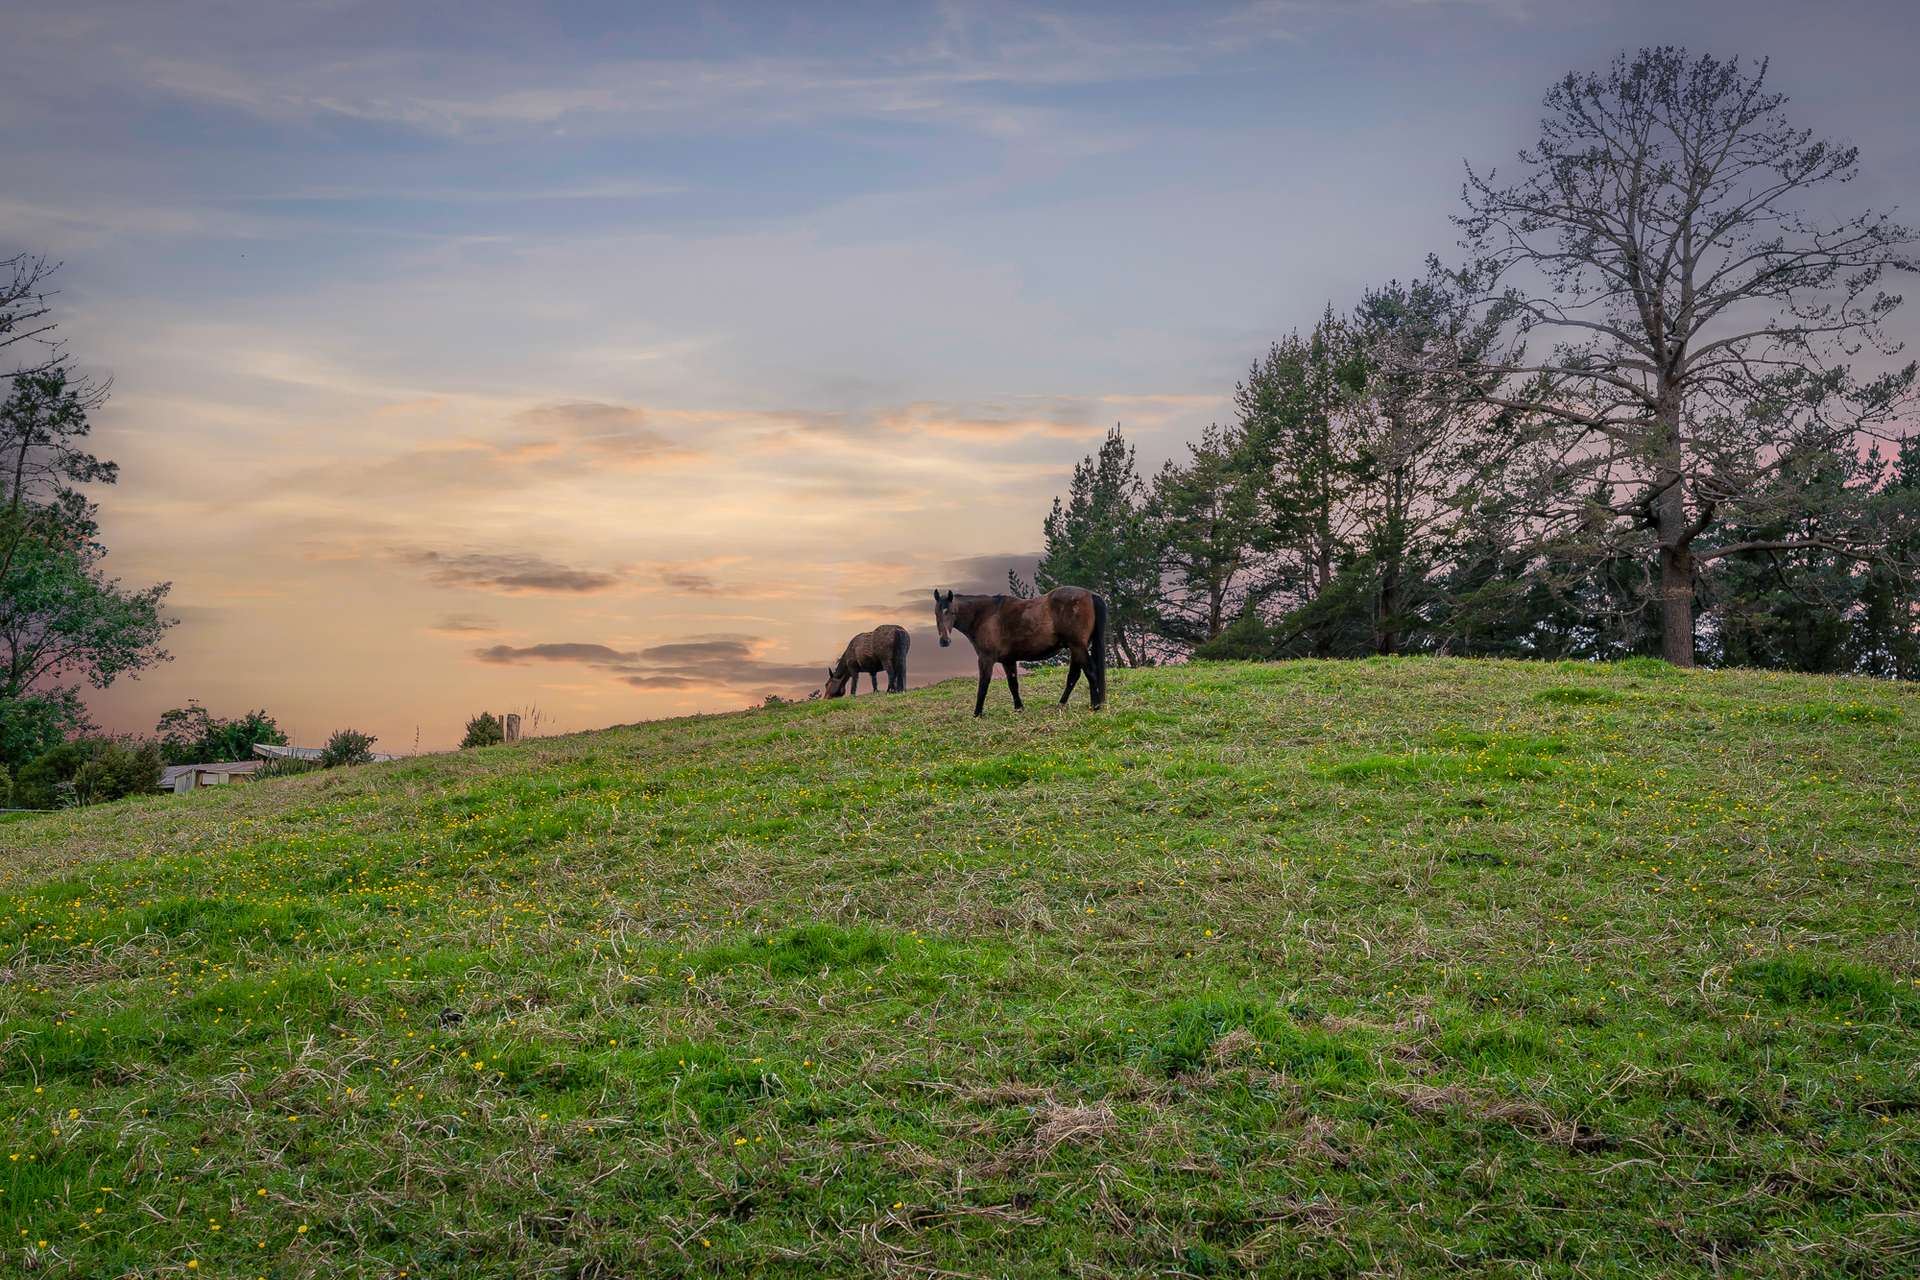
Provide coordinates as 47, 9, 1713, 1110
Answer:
2, 658, 1917, 1278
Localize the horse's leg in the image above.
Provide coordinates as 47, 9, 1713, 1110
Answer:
1061, 652, 1084, 705
1003, 660, 1024, 710
870, 670, 880, 692
974, 660, 993, 717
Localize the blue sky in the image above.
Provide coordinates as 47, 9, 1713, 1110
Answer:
6, 0, 1916, 747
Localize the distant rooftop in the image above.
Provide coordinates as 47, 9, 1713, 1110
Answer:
253, 743, 400, 763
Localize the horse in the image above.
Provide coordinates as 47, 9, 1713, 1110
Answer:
823, 624, 910, 697
932, 586, 1107, 716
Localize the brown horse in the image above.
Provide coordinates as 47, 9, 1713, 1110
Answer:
932, 586, 1106, 715
823, 624, 910, 697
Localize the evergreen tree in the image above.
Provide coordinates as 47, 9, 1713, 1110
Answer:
461, 712, 505, 748
1148, 423, 1262, 648
1035, 426, 1161, 666
1234, 311, 1364, 656
1342, 279, 1509, 654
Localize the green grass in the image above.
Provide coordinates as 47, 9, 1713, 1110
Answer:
2, 657, 1917, 1278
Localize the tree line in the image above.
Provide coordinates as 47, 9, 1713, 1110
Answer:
1028, 49, 1919, 677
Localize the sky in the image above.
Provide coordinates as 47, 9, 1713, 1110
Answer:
6, 0, 1917, 751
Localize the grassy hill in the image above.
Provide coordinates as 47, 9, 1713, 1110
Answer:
3, 658, 1917, 1279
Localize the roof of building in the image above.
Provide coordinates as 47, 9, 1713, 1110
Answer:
252, 743, 399, 763
159, 760, 266, 786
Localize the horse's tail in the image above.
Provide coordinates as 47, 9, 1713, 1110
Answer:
1089, 592, 1108, 709
891, 626, 910, 691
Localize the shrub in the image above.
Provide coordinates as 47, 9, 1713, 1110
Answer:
319, 729, 377, 768
461, 712, 504, 748
15, 737, 161, 808
255, 756, 319, 780
72, 740, 163, 805
14, 740, 101, 809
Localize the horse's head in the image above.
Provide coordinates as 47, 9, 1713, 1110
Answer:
823, 663, 850, 698
932, 589, 956, 646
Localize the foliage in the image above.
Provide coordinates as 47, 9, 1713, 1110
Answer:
461, 712, 505, 749
12, 739, 96, 809
1148, 422, 1262, 647
0, 686, 87, 776
254, 756, 319, 780
319, 729, 377, 769
1448, 47, 1918, 665
0, 661, 1914, 1275
1, 363, 173, 772
1234, 310, 1364, 657
154, 702, 286, 765
12, 736, 159, 809
71, 738, 161, 806
1025, 49, 1917, 682
1034, 426, 1163, 666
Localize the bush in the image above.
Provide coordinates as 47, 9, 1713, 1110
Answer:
461, 712, 504, 748
1192, 609, 1282, 661
14, 740, 100, 809
255, 756, 319, 780
0, 763, 11, 808
319, 729, 377, 769
73, 740, 162, 805
14, 737, 161, 809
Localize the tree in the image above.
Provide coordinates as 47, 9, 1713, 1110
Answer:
1342, 279, 1510, 654
1, 254, 66, 382
1850, 438, 1920, 679
1235, 313, 1366, 656
1035, 426, 1162, 666
2, 369, 116, 583
1, 365, 171, 771
461, 711, 505, 748
73, 739, 162, 806
1149, 423, 1263, 648
1452, 48, 1918, 666
320, 729, 377, 768
155, 702, 287, 764
1, 533, 172, 771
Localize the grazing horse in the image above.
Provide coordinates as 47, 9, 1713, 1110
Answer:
932, 586, 1107, 716
824, 624, 910, 697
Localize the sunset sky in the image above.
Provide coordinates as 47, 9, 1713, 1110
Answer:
9, 0, 1916, 750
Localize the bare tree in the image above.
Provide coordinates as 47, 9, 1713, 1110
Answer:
1, 254, 67, 382
1451, 48, 1917, 665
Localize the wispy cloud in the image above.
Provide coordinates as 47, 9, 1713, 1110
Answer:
659, 569, 720, 594
876, 399, 1108, 442
399, 550, 624, 594
105, 4, 1305, 141
429, 612, 499, 634
472, 632, 826, 692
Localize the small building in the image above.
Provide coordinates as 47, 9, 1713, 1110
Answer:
157, 742, 404, 794
158, 760, 265, 793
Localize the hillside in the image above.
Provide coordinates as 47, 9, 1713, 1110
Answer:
3, 658, 1917, 1279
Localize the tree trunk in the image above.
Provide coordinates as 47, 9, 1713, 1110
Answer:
1654, 391, 1696, 667
1376, 571, 1398, 656
1659, 543, 1695, 666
